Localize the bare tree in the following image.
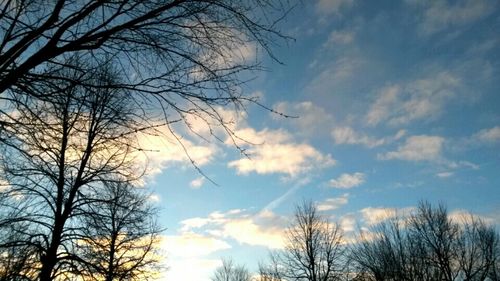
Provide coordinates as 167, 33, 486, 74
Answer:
77, 181, 162, 281
0, 63, 155, 281
260, 201, 346, 281
408, 202, 460, 281
212, 258, 253, 281
456, 214, 499, 281
350, 202, 500, 281
0, 2, 294, 280
258, 253, 285, 281
0, 0, 293, 155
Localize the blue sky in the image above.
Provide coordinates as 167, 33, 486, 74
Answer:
141, 1, 500, 280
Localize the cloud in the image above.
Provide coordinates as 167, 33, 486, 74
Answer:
136, 130, 217, 177
228, 128, 335, 178
163, 233, 231, 258
360, 207, 398, 226
407, 0, 495, 36
183, 106, 249, 140
332, 126, 406, 148
163, 258, 220, 281
216, 213, 286, 249
190, 177, 205, 189
448, 209, 496, 225
306, 55, 364, 96
340, 214, 356, 233
366, 73, 461, 127
315, 0, 354, 15
160, 231, 231, 280
378, 135, 444, 162
329, 172, 365, 189
436, 171, 454, 178
180, 209, 287, 249
365, 85, 400, 126
317, 194, 349, 211
473, 126, 500, 143
324, 30, 355, 46
272, 101, 334, 135
149, 194, 161, 202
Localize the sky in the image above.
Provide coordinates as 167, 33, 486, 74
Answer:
139, 1, 500, 280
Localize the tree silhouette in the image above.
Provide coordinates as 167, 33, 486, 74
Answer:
350, 202, 500, 281
0, 2, 292, 280
0, 63, 156, 281
77, 181, 162, 281
259, 201, 346, 281
0, 0, 292, 154
212, 258, 253, 281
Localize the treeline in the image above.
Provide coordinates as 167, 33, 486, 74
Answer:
212, 202, 500, 281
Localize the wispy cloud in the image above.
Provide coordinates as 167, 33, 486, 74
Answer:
378, 135, 444, 162
473, 126, 500, 144
315, 0, 354, 15
180, 209, 287, 249
317, 194, 349, 211
366, 73, 461, 127
407, 0, 495, 36
272, 101, 334, 136
332, 126, 406, 148
306, 55, 364, 96
324, 30, 355, 46
329, 172, 365, 189
436, 171, 454, 178
189, 177, 205, 189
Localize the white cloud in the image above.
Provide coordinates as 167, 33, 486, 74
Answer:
473, 126, 500, 143
332, 126, 383, 147
366, 73, 461, 127
378, 135, 444, 162
436, 171, 454, 178
331, 126, 406, 148
180, 209, 287, 250
228, 128, 335, 178
408, 0, 495, 35
217, 214, 285, 249
446, 160, 480, 170
448, 209, 496, 225
329, 172, 365, 189
163, 258, 220, 281
340, 214, 356, 233
160, 231, 231, 281
190, 177, 205, 189
316, 0, 354, 15
163, 233, 230, 258
136, 130, 217, 177
149, 194, 161, 202
360, 207, 398, 226
317, 194, 349, 211
272, 101, 334, 135
366, 85, 400, 126
183, 106, 248, 140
